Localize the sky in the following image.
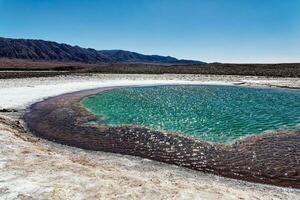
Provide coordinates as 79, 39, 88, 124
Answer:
0, 0, 300, 63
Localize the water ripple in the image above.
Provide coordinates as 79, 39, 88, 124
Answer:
82, 85, 300, 143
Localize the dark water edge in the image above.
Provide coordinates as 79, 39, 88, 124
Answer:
23, 86, 300, 189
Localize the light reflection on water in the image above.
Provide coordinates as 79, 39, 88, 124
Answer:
82, 85, 300, 143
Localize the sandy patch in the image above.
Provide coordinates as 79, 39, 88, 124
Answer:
0, 115, 299, 200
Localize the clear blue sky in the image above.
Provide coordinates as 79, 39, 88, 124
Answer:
0, 0, 299, 63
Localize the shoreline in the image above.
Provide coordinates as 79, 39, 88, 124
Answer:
1, 74, 300, 111
23, 85, 300, 188
1, 74, 300, 199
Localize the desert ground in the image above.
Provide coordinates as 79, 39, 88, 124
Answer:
0, 74, 300, 200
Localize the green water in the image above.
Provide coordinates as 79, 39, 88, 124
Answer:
82, 85, 300, 143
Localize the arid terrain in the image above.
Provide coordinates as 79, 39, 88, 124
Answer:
2, 0, 300, 199
0, 58, 300, 79
0, 74, 300, 199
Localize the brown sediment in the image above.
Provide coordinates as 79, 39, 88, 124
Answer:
23, 87, 300, 189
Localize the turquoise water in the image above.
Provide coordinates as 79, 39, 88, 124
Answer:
82, 85, 300, 143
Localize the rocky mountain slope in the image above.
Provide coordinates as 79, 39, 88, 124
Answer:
0, 37, 204, 64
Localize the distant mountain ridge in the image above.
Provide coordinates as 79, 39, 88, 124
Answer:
0, 37, 205, 64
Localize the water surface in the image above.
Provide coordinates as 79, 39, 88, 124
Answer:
82, 85, 300, 143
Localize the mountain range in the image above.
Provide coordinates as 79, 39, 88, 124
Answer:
0, 37, 205, 64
